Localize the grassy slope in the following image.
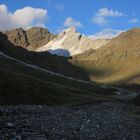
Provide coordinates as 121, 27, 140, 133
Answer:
0, 54, 118, 105
71, 28, 140, 85
1, 31, 123, 105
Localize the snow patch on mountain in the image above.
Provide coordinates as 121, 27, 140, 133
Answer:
36, 27, 109, 57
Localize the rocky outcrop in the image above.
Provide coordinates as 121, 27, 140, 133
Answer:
26, 27, 55, 50
4, 27, 55, 50
5, 28, 29, 48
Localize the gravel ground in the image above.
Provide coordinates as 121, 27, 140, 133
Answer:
0, 102, 140, 140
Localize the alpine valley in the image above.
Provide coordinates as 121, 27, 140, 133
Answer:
0, 26, 140, 139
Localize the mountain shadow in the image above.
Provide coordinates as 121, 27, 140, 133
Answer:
0, 32, 90, 81
1, 32, 140, 105
0, 32, 119, 105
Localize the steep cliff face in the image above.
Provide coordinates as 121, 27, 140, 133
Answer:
5, 28, 29, 48
4, 27, 55, 50
26, 27, 55, 50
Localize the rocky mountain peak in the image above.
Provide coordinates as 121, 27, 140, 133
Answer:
37, 27, 110, 56
64, 26, 77, 34
26, 27, 50, 35
26, 27, 55, 50
5, 28, 29, 48
3, 27, 55, 50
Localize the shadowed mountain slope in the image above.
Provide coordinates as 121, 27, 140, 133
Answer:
0, 42, 119, 105
1, 30, 138, 105
0, 32, 89, 80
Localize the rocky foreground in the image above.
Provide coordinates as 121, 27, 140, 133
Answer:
0, 102, 140, 140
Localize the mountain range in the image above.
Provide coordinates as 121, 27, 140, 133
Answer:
0, 26, 140, 105
0, 31, 121, 105
36, 27, 109, 56
4, 27, 109, 57
4, 26, 140, 85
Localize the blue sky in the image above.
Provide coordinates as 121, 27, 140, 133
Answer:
0, 0, 140, 38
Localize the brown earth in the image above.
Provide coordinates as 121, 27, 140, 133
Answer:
71, 28, 140, 86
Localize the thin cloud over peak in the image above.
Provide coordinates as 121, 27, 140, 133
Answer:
89, 28, 124, 39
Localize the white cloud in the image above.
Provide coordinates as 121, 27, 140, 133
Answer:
89, 28, 124, 39
0, 4, 48, 30
92, 8, 123, 26
129, 18, 139, 23
64, 17, 83, 28
95, 8, 123, 17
